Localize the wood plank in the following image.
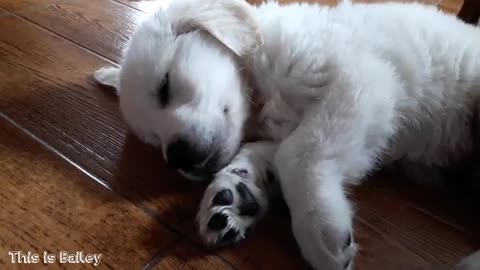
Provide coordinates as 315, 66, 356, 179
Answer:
354, 0, 439, 4
440, 0, 464, 15
353, 216, 441, 270
2, 2, 475, 270
0, 15, 205, 228
208, 212, 309, 270
352, 182, 478, 268
114, 0, 170, 13
18, 0, 145, 63
150, 241, 234, 270
0, 0, 56, 13
176, 183, 476, 270
355, 173, 480, 235
248, 0, 338, 6
0, 116, 178, 269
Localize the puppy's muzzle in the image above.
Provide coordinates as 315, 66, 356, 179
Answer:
166, 138, 219, 180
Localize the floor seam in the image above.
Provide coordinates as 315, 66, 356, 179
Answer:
0, 113, 238, 269
141, 239, 181, 270
12, 6, 119, 65
0, 113, 186, 239
353, 198, 469, 267
112, 0, 146, 13
141, 233, 240, 270
1, 0, 65, 16
0, 7, 9, 16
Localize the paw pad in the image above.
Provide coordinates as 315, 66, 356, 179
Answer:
266, 169, 276, 184
198, 167, 268, 246
236, 182, 260, 216
208, 213, 228, 230
212, 189, 233, 206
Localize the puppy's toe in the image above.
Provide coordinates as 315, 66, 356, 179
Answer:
207, 213, 229, 231
212, 189, 233, 206
236, 182, 260, 217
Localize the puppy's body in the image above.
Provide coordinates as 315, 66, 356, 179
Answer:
94, 1, 480, 269
245, 3, 480, 269
251, 2, 480, 168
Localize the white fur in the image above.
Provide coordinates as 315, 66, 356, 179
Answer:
94, 1, 480, 269
458, 250, 480, 270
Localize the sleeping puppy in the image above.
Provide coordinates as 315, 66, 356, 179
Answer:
94, 0, 480, 269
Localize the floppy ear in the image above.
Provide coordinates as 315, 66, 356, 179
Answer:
167, 0, 262, 56
93, 66, 120, 93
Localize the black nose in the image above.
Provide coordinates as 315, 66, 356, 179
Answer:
166, 138, 205, 171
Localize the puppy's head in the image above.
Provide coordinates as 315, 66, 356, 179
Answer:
94, 0, 261, 180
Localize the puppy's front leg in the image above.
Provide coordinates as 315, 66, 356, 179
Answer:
275, 146, 358, 270
458, 250, 480, 270
274, 99, 389, 270
197, 141, 279, 245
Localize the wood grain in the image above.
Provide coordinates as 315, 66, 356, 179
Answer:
352, 184, 478, 268
0, 116, 178, 269
174, 179, 478, 270
114, 0, 169, 13
353, 215, 449, 270
18, 0, 144, 63
151, 241, 234, 270
181, 211, 310, 270
0, 0, 56, 13
440, 0, 464, 14
0, 14, 205, 227
1, 0, 474, 269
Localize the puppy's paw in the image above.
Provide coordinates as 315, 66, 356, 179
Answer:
457, 250, 480, 270
342, 233, 357, 270
292, 212, 357, 270
197, 168, 269, 246
93, 66, 120, 90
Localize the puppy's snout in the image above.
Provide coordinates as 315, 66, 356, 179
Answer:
166, 138, 206, 171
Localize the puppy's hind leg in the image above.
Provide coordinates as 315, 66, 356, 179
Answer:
197, 141, 279, 246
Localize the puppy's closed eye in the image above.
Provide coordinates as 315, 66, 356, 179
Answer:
157, 73, 170, 107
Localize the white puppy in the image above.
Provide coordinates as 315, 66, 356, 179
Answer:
94, 0, 480, 269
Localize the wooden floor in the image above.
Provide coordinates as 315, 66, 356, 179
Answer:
0, 0, 478, 269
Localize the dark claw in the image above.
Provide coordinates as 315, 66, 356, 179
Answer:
266, 169, 275, 184
343, 232, 352, 250
212, 189, 233, 206
221, 228, 239, 243
207, 213, 229, 231
236, 182, 260, 217
244, 226, 253, 238
231, 168, 248, 178
344, 258, 351, 270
